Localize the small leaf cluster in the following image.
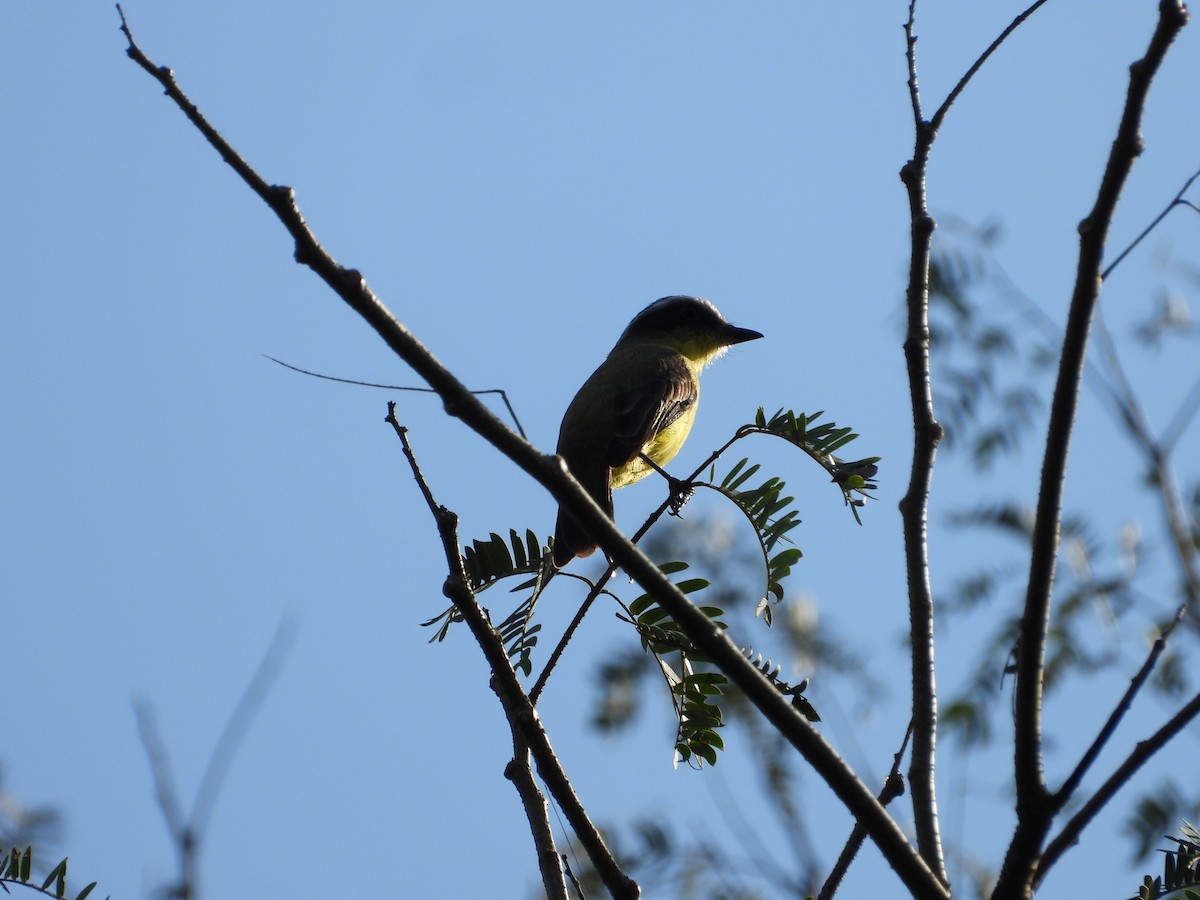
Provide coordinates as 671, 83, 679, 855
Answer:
461, 529, 545, 591
495, 596, 541, 677
1130, 821, 1200, 900
421, 528, 548, 675
628, 562, 729, 767
742, 649, 820, 723
628, 562, 724, 657
715, 459, 802, 625
739, 408, 879, 517
670, 669, 725, 768
2, 847, 103, 900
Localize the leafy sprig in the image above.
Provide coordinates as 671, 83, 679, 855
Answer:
421, 528, 549, 675
2, 846, 104, 900
736, 408, 880, 520
1129, 821, 1200, 900
711, 460, 803, 624
742, 648, 820, 723
625, 561, 728, 767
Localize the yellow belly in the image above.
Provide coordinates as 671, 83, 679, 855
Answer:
609, 402, 698, 490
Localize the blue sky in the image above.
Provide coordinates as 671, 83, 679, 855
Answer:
4, 3, 1199, 898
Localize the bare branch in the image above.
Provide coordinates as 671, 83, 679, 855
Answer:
263, 355, 527, 438
505, 733, 570, 900
1052, 599, 1190, 810
928, 1, 1052, 137
899, 2, 947, 882
1102, 164, 1200, 280
386, 408, 620, 899
898, 2, 1051, 878
1034, 687, 1200, 889
996, 3, 1191, 896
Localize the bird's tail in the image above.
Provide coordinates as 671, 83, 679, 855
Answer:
552, 463, 612, 567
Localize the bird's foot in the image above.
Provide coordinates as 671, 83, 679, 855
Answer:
636, 452, 695, 517
667, 477, 695, 517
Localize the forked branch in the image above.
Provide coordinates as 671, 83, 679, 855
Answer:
897, 0, 1054, 884
387, 408, 631, 900
996, 2, 1190, 896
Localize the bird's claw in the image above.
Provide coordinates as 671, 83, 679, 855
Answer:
668, 478, 695, 517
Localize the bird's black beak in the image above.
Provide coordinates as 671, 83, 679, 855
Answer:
723, 324, 764, 345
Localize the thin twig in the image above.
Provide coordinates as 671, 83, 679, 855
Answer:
817, 722, 912, 900
1052, 599, 1189, 810
928, 0, 1052, 137
1102, 164, 1200, 280
133, 618, 295, 900
1162, 373, 1200, 454
192, 617, 296, 835
386, 407, 632, 900
1091, 314, 1200, 615
1034, 687, 1200, 889
903, 0, 924, 127
529, 568, 612, 706
133, 701, 186, 842
264, 354, 527, 438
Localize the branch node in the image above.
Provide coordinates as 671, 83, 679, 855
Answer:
881, 772, 906, 803
443, 396, 466, 420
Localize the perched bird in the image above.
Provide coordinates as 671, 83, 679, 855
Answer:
552, 296, 763, 566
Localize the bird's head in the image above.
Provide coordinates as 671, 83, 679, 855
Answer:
615, 296, 763, 365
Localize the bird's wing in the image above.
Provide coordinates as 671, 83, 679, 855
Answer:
607, 354, 696, 468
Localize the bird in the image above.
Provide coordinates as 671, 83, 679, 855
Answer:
552, 295, 763, 567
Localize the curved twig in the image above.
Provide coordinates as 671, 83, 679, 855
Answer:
1034, 688, 1200, 890
264, 354, 527, 438
928, 1, 1051, 137
1102, 164, 1200, 281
